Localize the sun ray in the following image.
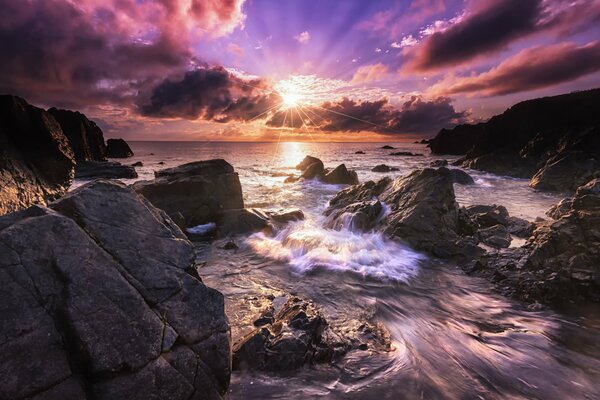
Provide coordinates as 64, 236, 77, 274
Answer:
314, 104, 401, 134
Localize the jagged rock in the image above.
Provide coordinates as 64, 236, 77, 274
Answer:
324, 200, 384, 232
133, 159, 244, 228
372, 164, 399, 173
324, 164, 359, 185
132, 161, 144, 167
48, 108, 107, 162
217, 208, 270, 236
546, 198, 573, 220
106, 138, 134, 158
477, 224, 512, 248
296, 155, 323, 171
0, 95, 75, 215
301, 161, 325, 180
75, 161, 138, 179
0, 180, 230, 400
428, 89, 600, 191
269, 209, 304, 224
449, 169, 475, 185
462, 204, 510, 227
430, 159, 448, 167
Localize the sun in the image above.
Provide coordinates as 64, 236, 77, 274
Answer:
281, 91, 301, 108
275, 79, 304, 109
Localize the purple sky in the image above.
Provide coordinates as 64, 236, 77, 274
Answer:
1, 0, 600, 141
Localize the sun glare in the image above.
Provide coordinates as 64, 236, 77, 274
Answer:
275, 79, 305, 109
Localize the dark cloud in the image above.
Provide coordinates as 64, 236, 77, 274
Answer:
140, 67, 282, 122
405, 0, 542, 72
429, 41, 600, 96
266, 96, 468, 134
0, 0, 245, 109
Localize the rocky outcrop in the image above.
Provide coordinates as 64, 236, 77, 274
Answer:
470, 179, 600, 305
389, 151, 422, 156
232, 296, 391, 372
372, 164, 399, 173
106, 138, 134, 158
288, 156, 359, 185
449, 169, 475, 185
48, 108, 107, 162
0, 180, 230, 400
133, 159, 244, 228
430, 159, 448, 167
0, 95, 75, 215
75, 161, 138, 179
428, 89, 600, 191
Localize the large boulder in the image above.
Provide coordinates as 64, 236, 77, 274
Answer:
324, 164, 359, 185
48, 108, 107, 162
106, 138, 134, 158
0, 180, 230, 400
428, 89, 600, 190
133, 159, 244, 228
293, 155, 359, 185
75, 161, 138, 179
372, 164, 399, 173
0, 95, 75, 215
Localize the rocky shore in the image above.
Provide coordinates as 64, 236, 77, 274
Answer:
428, 89, 600, 192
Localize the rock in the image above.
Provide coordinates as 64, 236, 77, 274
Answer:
133, 159, 244, 228
324, 164, 359, 185
269, 209, 305, 224
372, 164, 399, 173
132, 161, 144, 167
428, 89, 600, 191
75, 161, 138, 179
478, 224, 512, 248
530, 150, 600, 192
158, 161, 165, 165
430, 159, 448, 167
0, 95, 75, 215
381, 145, 395, 149
0, 180, 230, 400
48, 108, 107, 162
284, 175, 300, 183
462, 204, 510, 228
389, 151, 422, 156
301, 161, 325, 180
325, 167, 482, 258
296, 155, 323, 171
449, 169, 475, 185
546, 198, 573, 220
355, 151, 365, 154
324, 200, 384, 232
221, 240, 239, 250
217, 208, 270, 236
106, 138, 134, 158
507, 216, 535, 238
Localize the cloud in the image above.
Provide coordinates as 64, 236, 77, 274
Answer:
428, 41, 600, 96
404, 0, 542, 73
0, 0, 246, 109
228, 43, 245, 57
351, 64, 390, 84
139, 66, 281, 121
266, 96, 468, 134
294, 31, 311, 44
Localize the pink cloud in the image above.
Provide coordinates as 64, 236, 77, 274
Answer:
351, 63, 390, 84
428, 41, 600, 96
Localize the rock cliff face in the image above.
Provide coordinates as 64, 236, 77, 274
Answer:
0, 95, 75, 215
0, 180, 230, 400
106, 138, 134, 158
48, 108, 107, 162
428, 89, 600, 191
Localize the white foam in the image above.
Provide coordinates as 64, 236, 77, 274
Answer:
186, 222, 216, 235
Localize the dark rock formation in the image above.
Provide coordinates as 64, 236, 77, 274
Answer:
269, 209, 304, 224
0, 95, 75, 215
106, 138, 134, 158
132, 161, 144, 167
133, 159, 244, 228
355, 151, 365, 154
460, 204, 533, 239
372, 164, 399, 173
233, 296, 391, 372
48, 108, 107, 162
0, 180, 230, 400
381, 145, 395, 149
428, 89, 600, 191
389, 151, 422, 156
75, 161, 138, 179
217, 208, 270, 236
449, 169, 475, 185
291, 156, 359, 185
430, 159, 448, 167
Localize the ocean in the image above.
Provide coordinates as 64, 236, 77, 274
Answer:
76, 141, 600, 399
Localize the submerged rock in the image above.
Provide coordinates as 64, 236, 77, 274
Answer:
389, 151, 422, 156
381, 145, 395, 149
430, 159, 448, 167
372, 164, 399, 173
0, 180, 230, 400
75, 161, 138, 179
49, 107, 107, 162
0, 95, 75, 215
106, 138, 134, 158
133, 159, 244, 228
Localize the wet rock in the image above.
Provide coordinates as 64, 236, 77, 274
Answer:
133, 159, 244, 228
132, 161, 144, 167
0, 95, 75, 215
372, 164, 399, 173
106, 138, 134, 158
530, 150, 600, 192
296, 155, 323, 171
48, 108, 107, 162
389, 151, 422, 156
449, 169, 475, 185
355, 151, 365, 154
269, 209, 305, 224
381, 145, 395, 149
430, 159, 448, 167
222, 240, 239, 250
462, 204, 510, 228
478, 224, 512, 248
0, 180, 230, 400
300, 160, 325, 180
217, 208, 270, 236
546, 197, 573, 220
75, 161, 138, 179
324, 164, 359, 185
324, 200, 384, 232
506, 216, 535, 238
